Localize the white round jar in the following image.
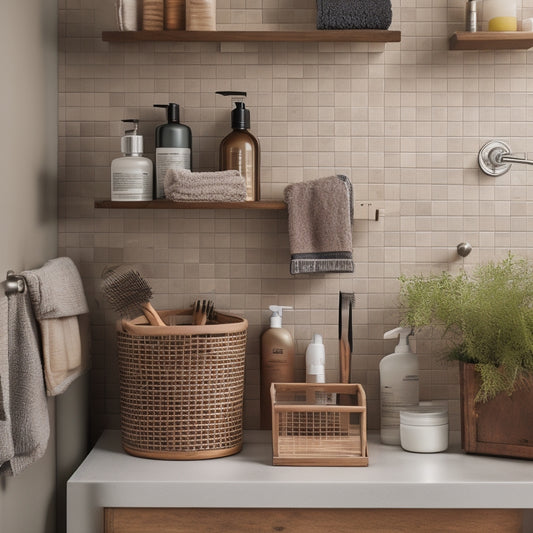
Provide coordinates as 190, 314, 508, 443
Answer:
400, 407, 448, 453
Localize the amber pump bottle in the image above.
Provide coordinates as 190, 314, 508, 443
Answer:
260, 306, 295, 429
216, 91, 260, 201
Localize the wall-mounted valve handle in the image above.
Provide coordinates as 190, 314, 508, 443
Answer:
478, 140, 533, 176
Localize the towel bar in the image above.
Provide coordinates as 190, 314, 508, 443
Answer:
5, 270, 25, 295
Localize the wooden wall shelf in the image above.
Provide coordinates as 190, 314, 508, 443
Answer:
449, 31, 533, 50
102, 29, 401, 44
94, 199, 287, 210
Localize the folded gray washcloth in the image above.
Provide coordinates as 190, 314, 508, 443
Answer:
284, 175, 354, 275
23, 257, 91, 396
317, 0, 392, 30
164, 168, 247, 202
0, 290, 50, 476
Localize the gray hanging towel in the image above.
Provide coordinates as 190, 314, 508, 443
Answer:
0, 289, 49, 476
316, 0, 392, 30
0, 294, 14, 471
284, 175, 354, 275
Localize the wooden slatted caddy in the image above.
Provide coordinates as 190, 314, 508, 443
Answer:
271, 383, 368, 466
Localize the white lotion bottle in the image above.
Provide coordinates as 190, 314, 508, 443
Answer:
306, 333, 325, 384
380, 327, 419, 445
111, 119, 153, 201
306, 334, 336, 405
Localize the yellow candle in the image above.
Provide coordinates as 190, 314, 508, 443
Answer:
488, 16, 518, 31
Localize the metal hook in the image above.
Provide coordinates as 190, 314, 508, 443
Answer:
457, 243, 472, 258
5, 271, 25, 295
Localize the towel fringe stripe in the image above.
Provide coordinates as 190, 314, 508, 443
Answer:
290, 257, 354, 275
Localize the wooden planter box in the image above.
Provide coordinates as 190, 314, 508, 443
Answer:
460, 362, 533, 459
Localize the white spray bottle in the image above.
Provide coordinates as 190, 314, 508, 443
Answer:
306, 334, 325, 384
305, 334, 336, 405
380, 327, 419, 445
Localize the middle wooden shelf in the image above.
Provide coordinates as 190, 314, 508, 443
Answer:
94, 199, 287, 210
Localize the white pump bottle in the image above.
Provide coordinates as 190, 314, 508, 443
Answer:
380, 327, 419, 445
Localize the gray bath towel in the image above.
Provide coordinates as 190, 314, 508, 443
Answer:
0, 294, 14, 470
0, 290, 50, 476
164, 168, 247, 202
23, 257, 90, 396
317, 0, 392, 30
284, 175, 354, 275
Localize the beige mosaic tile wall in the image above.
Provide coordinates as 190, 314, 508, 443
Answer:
59, 0, 533, 439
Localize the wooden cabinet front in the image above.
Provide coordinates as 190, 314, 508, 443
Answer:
105, 507, 522, 533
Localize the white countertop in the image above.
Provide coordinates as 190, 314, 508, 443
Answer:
67, 429, 533, 533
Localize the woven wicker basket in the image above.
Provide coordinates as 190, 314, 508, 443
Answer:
116, 308, 248, 460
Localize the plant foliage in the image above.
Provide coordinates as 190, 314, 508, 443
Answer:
399, 254, 533, 402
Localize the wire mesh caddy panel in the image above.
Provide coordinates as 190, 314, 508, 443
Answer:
271, 383, 368, 466
116, 309, 247, 460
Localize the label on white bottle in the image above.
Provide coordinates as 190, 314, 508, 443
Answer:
380, 374, 419, 444
155, 147, 191, 198
111, 170, 152, 201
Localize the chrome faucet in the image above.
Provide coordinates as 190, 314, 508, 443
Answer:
478, 140, 533, 176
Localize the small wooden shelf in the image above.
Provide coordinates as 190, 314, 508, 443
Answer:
94, 199, 287, 210
449, 31, 533, 50
102, 29, 401, 44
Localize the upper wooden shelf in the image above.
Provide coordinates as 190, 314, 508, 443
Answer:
94, 199, 287, 210
102, 29, 401, 44
449, 31, 533, 50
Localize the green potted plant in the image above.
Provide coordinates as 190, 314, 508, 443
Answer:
398, 254, 533, 458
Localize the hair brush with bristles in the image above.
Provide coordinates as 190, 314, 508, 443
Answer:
102, 267, 166, 326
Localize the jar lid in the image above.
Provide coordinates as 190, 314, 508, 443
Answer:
400, 406, 448, 427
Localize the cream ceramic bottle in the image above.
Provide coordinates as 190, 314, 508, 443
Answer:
260, 306, 294, 429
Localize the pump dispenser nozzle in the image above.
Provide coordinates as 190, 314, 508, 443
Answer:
383, 327, 413, 353
120, 119, 143, 156
154, 103, 180, 123
268, 305, 293, 328
122, 118, 139, 135
216, 91, 250, 129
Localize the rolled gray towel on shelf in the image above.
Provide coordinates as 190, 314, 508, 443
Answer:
316, 0, 392, 30
164, 168, 247, 202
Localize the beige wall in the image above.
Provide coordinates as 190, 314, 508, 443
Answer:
0, 1, 58, 532
59, 0, 533, 438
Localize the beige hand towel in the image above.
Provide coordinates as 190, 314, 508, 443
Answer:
23, 257, 90, 396
284, 175, 354, 275
164, 168, 247, 202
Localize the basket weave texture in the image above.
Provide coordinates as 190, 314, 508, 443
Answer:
116, 309, 247, 460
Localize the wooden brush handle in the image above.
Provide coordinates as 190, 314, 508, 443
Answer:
339, 334, 351, 384
141, 302, 166, 326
